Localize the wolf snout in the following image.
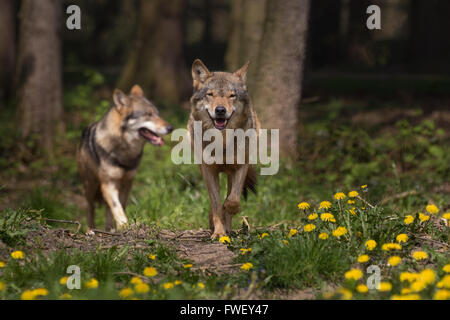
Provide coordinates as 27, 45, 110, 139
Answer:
215, 106, 226, 117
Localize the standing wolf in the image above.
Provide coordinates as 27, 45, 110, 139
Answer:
77, 85, 173, 232
188, 59, 260, 239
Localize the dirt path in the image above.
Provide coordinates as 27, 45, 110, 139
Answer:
1, 223, 238, 273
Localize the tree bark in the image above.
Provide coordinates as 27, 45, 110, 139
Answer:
117, 0, 190, 105
252, 0, 310, 158
0, 0, 16, 101
15, 0, 63, 155
225, 0, 266, 90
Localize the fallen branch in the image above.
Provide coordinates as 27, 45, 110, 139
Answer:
90, 228, 122, 236
242, 216, 251, 232
356, 195, 375, 209
42, 218, 81, 233
379, 190, 418, 205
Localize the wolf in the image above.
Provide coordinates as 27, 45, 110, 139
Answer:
188, 59, 260, 239
77, 85, 173, 232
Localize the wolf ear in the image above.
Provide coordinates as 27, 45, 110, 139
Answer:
113, 89, 130, 111
192, 59, 211, 88
234, 60, 250, 83
130, 84, 144, 96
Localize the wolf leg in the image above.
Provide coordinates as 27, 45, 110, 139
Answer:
224, 174, 233, 233
224, 165, 249, 216
87, 200, 96, 232
101, 182, 128, 230
105, 207, 114, 231
201, 165, 226, 239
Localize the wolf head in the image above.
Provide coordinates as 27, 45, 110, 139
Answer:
190, 59, 250, 130
112, 85, 173, 146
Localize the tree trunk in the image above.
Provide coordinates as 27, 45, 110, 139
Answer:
225, 0, 266, 90
117, 0, 190, 106
252, 0, 310, 158
15, 0, 63, 155
0, 0, 17, 101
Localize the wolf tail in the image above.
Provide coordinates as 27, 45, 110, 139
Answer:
243, 165, 257, 200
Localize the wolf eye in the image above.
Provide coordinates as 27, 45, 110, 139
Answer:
207, 92, 213, 97
229, 94, 236, 99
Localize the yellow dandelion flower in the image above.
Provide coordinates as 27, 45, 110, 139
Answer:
337, 287, 352, 300
419, 269, 436, 285
319, 201, 332, 210
308, 213, 318, 220
319, 232, 329, 240
400, 272, 420, 282
437, 275, 450, 289
443, 264, 450, 273
426, 204, 439, 215
396, 234, 408, 243
388, 256, 402, 267
59, 277, 68, 285
131, 276, 143, 285
348, 208, 356, 215
378, 282, 392, 292
85, 278, 98, 289
442, 213, 450, 220
411, 280, 427, 292
0, 261, 5, 268
401, 288, 412, 295
258, 232, 269, 239
348, 191, 359, 198
381, 243, 402, 251
418, 213, 430, 222
412, 251, 428, 261
59, 293, 72, 299
240, 248, 252, 255
143, 267, 158, 277
365, 240, 377, 251
282, 240, 289, 245
241, 262, 253, 271
334, 192, 346, 200
332, 226, 348, 237
148, 254, 156, 260
357, 255, 370, 263
298, 202, 310, 210
21, 290, 37, 300
0, 282, 5, 292
404, 215, 414, 225
219, 236, 231, 244
356, 284, 368, 293
11, 250, 24, 259
320, 213, 335, 222
303, 224, 316, 232
434, 289, 450, 300
361, 185, 367, 189
175, 280, 182, 285
392, 294, 421, 300
347, 200, 355, 205
288, 229, 298, 237
183, 264, 193, 269
119, 287, 134, 299
197, 282, 205, 289
345, 268, 363, 281
163, 282, 174, 290
134, 283, 150, 294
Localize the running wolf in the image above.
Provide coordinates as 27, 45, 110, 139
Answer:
77, 85, 173, 232
188, 59, 260, 239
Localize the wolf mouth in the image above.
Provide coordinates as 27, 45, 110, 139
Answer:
139, 128, 164, 146
210, 112, 233, 130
